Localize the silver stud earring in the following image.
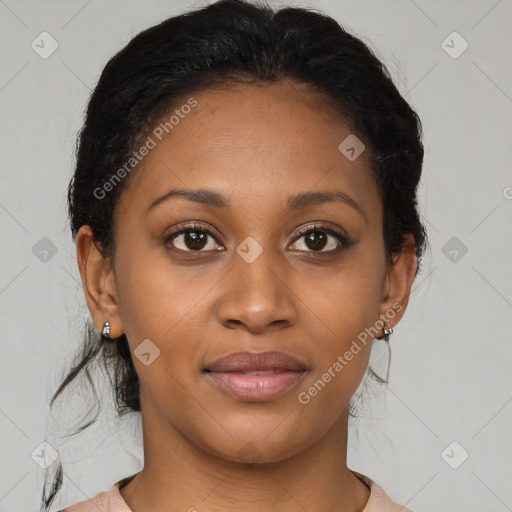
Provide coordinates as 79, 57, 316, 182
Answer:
383, 322, 393, 342
101, 321, 111, 338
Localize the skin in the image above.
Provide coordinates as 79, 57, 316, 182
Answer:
76, 79, 416, 512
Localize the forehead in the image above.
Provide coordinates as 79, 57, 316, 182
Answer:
118, 80, 380, 223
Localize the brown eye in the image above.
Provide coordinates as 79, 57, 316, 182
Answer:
290, 225, 351, 253
303, 230, 328, 251
176, 230, 210, 251
165, 223, 222, 252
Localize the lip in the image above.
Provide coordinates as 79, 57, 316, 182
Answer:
203, 350, 308, 402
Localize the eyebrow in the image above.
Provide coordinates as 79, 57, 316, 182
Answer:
146, 187, 367, 223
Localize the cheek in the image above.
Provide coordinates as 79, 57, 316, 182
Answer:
114, 243, 193, 337
309, 261, 384, 343
299, 256, 384, 396
114, 250, 218, 384
295, 277, 377, 420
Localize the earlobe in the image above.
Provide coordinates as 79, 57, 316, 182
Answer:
377, 234, 417, 336
76, 225, 124, 338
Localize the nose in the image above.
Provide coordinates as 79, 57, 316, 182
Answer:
216, 246, 298, 334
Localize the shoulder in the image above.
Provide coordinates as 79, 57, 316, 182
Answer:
352, 470, 415, 512
59, 479, 132, 512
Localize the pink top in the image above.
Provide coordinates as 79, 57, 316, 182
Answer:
60, 470, 413, 511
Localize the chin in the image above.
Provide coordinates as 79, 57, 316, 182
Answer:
203, 431, 307, 466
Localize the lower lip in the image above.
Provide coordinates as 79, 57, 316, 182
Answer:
205, 371, 305, 402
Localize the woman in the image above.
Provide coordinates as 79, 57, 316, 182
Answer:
44, 0, 427, 510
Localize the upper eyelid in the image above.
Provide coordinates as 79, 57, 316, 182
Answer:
293, 224, 347, 239
166, 222, 220, 240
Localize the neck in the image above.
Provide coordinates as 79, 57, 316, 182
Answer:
119, 393, 370, 512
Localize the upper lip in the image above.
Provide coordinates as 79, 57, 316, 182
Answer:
204, 350, 307, 373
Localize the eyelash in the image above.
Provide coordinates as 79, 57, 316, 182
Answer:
164, 221, 352, 254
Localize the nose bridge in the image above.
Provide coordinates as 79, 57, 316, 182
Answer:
237, 242, 279, 296
217, 238, 297, 331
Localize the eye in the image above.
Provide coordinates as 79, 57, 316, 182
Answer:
164, 222, 222, 252
164, 222, 352, 254
289, 224, 351, 253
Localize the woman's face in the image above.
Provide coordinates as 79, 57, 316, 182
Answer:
80, 79, 415, 464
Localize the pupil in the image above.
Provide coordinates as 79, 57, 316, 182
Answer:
185, 231, 207, 250
306, 231, 326, 251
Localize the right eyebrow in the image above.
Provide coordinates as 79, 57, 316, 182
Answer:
146, 188, 229, 215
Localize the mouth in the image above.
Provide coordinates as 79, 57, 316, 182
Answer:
203, 351, 308, 402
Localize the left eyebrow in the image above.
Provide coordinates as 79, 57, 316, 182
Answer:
287, 190, 368, 224
145, 187, 367, 224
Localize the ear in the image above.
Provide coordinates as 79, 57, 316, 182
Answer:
377, 233, 417, 338
76, 225, 124, 338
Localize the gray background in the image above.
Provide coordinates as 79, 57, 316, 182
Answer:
1, 0, 511, 510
